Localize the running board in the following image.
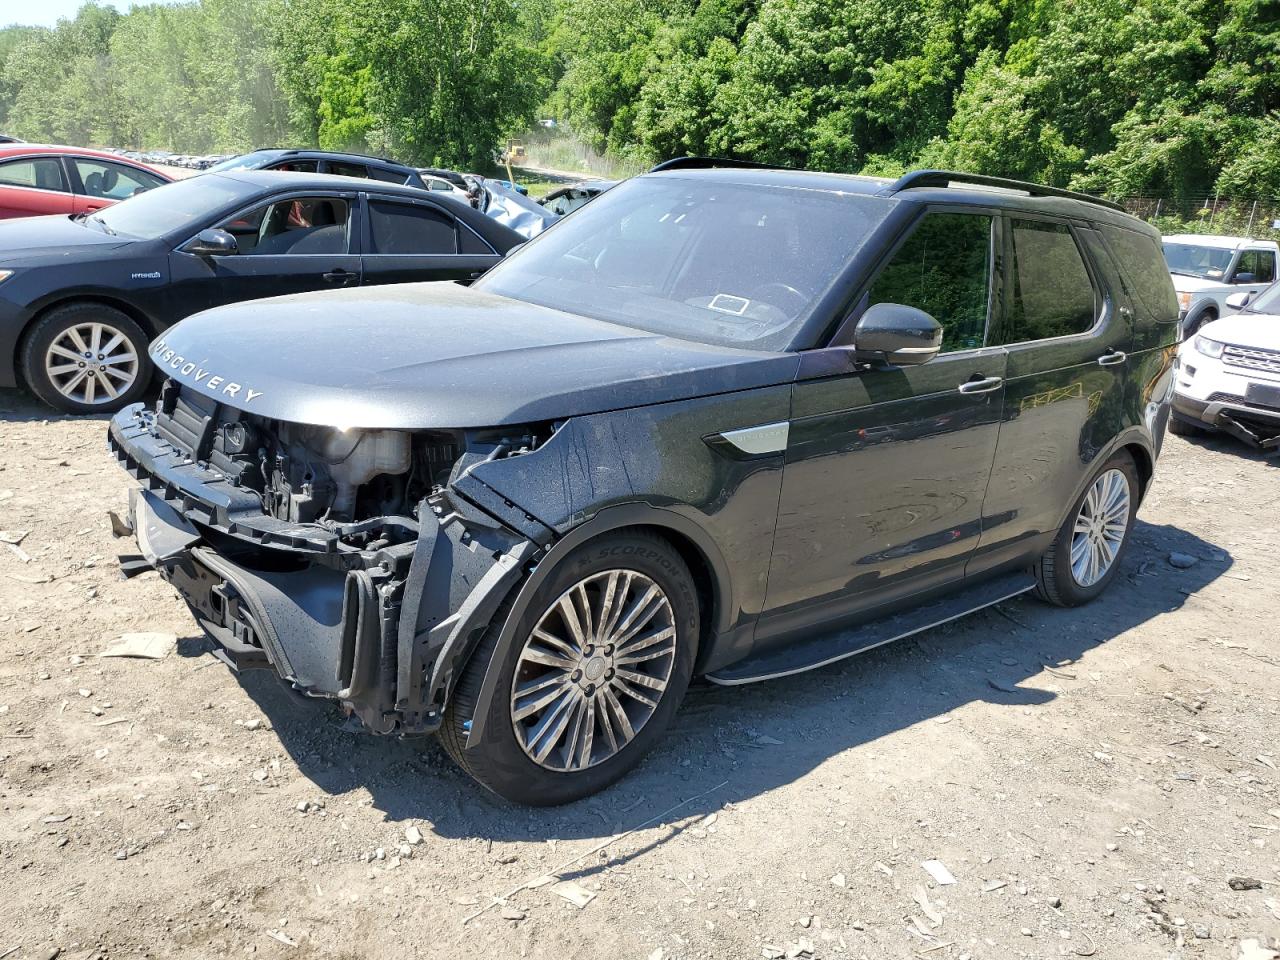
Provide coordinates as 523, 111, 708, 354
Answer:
705, 571, 1036, 685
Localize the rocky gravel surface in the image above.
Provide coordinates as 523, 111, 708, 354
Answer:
1, 390, 1279, 960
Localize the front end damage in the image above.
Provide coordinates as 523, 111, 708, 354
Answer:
108, 380, 555, 734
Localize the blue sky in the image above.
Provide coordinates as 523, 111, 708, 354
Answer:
0, 0, 181, 28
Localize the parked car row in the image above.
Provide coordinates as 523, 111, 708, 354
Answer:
111, 149, 233, 170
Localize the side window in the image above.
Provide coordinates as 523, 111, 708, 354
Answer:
1234, 249, 1276, 284
326, 161, 370, 180
270, 160, 319, 173
369, 166, 408, 184
368, 200, 457, 254
458, 223, 496, 255
1003, 219, 1097, 343
867, 211, 992, 352
73, 159, 165, 199
217, 196, 350, 256
1102, 226, 1179, 319
0, 157, 68, 192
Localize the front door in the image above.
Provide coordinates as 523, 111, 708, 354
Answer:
167, 193, 362, 317
1228, 247, 1277, 304
360, 195, 501, 285
67, 158, 168, 215
969, 216, 1131, 576
757, 209, 1007, 641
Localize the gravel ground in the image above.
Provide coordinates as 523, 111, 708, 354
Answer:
1, 388, 1278, 960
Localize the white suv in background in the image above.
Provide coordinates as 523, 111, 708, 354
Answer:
1162, 234, 1278, 337
1172, 282, 1280, 452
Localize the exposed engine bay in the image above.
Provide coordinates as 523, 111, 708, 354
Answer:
109, 379, 559, 735
149, 379, 552, 533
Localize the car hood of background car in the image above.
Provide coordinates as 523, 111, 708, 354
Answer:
0, 214, 136, 265
151, 282, 802, 429
1199, 312, 1280, 352
1170, 273, 1228, 294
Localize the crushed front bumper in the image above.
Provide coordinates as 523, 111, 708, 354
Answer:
109, 404, 539, 734
1172, 389, 1280, 452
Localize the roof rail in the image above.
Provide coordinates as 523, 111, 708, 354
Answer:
883, 169, 1124, 212
650, 156, 791, 174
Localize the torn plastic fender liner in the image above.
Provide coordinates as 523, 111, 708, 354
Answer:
393, 487, 547, 732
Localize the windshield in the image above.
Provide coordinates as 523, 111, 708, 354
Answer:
1162, 241, 1234, 280
475, 176, 889, 351
207, 150, 281, 173
86, 175, 260, 240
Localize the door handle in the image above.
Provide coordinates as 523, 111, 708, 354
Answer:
957, 376, 1003, 395
323, 269, 355, 283
1097, 350, 1127, 366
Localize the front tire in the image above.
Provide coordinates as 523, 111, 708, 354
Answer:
1034, 451, 1138, 607
1167, 415, 1206, 437
21, 302, 152, 414
439, 530, 699, 805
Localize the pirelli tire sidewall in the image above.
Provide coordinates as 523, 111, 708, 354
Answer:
441, 530, 699, 806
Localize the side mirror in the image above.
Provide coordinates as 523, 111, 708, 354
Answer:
1232, 272, 1257, 285
185, 228, 238, 257
1225, 291, 1253, 310
853, 302, 942, 366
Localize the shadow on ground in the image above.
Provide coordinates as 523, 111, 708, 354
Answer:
209, 517, 1231, 859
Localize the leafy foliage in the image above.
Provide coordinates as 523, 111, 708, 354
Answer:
0, 0, 1277, 199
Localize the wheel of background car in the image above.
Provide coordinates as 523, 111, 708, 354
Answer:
752, 281, 808, 315
438, 529, 699, 805
1167, 416, 1206, 437
1033, 450, 1138, 607
1186, 308, 1216, 338
20, 302, 152, 414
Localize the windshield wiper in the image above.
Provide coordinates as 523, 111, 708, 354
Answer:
1168, 269, 1204, 278
89, 215, 117, 236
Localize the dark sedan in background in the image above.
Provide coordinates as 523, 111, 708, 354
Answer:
0, 171, 525, 413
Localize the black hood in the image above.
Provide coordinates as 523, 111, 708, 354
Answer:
150, 282, 800, 429
0, 214, 134, 265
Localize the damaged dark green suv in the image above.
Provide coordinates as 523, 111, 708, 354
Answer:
110, 160, 1179, 804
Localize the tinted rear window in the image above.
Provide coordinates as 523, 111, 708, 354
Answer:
368, 200, 457, 254
1105, 226, 1180, 320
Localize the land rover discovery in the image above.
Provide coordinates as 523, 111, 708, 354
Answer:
109, 161, 1179, 804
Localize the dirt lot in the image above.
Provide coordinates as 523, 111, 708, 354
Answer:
1, 389, 1278, 960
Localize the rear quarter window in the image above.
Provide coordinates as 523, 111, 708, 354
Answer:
1102, 226, 1179, 321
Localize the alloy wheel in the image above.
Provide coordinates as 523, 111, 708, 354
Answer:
44, 321, 139, 406
1069, 468, 1131, 587
510, 569, 677, 772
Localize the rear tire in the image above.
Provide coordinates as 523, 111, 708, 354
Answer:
21, 302, 152, 414
439, 529, 698, 805
1034, 451, 1138, 607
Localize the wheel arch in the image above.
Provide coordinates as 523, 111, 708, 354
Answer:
1051, 429, 1157, 536
462, 503, 736, 749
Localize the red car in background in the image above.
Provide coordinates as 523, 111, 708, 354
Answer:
0, 144, 171, 219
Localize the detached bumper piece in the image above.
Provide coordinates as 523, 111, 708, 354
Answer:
1172, 391, 1280, 454
109, 404, 537, 734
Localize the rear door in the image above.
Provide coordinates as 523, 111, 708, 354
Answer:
0, 155, 75, 218
167, 191, 362, 315
359, 194, 502, 286
969, 214, 1130, 577
758, 208, 1008, 641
